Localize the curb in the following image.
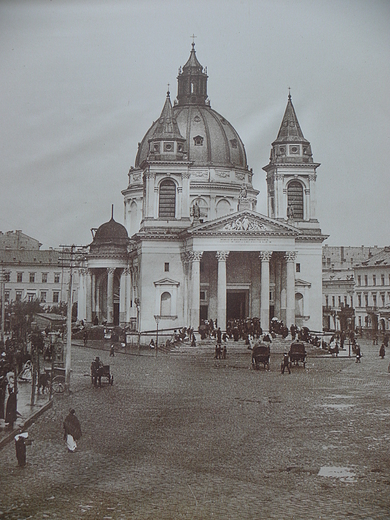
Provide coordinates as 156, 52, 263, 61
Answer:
0, 398, 53, 450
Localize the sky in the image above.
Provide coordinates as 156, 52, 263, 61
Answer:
0, 0, 389, 249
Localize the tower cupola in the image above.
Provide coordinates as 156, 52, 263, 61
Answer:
147, 90, 187, 162
176, 43, 209, 106
263, 93, 320, 228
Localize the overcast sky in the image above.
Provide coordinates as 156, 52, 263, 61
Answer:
0, 0, 389, 249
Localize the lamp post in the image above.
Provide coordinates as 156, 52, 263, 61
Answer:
154, 315, 160, 358
134, 298, 140, 353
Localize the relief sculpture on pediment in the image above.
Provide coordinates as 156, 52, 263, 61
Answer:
223, 216, 266, 231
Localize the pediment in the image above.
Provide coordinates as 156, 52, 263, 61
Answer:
154, 277, 180, 287
186, 210, 300, 237
295, 278, 311, 287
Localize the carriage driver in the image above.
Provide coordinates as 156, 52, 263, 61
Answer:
91, 357, 103, 387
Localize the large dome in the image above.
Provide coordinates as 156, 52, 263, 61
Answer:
135, 105, 248, 170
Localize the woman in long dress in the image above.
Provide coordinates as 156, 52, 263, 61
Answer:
63, 409, 82, 452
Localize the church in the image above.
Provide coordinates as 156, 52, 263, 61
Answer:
77, 43, 327, 334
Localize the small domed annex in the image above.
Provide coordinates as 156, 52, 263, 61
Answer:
89, 213, 129, 259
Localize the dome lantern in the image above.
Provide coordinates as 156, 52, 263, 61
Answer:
176, 43, 209, 106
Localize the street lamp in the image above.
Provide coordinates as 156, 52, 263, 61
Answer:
154, 315, 160, 358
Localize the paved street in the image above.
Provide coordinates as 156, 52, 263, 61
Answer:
0, 339, 389, 519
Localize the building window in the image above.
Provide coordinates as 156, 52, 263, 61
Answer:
325, 296, 329, 307
4, 272, 11, 282
200, 290, 207, 301
42, 273, 48, 283
332, 296, 335, 307
296, 263, 300, 273
54, 273, 60, 284
27, 293, 35, 302
344, 296, 348, 306
164, 263, 169, 272
357, 294, 362, 307
358, 316, 362, 327
338, 296, 342, 307
364, 293, 368, 306
372, 294, 377, 306
364, 275, 368, 286
357, 275, 361, 286
158, 179, 176, 218
160, 292, 171, 316
40, 291, 47, 303
381, 274, 385, 286
29, 273, 35, 283
16, 291, 22, 301
373, 275, 376, 286
381, 293, 385, 307
17, 272, 23, 283
4, 291, 10, 302
53, 291, 60, 303
193, 135, 204, 146
163, 142, 174, 152
287, 181, 304, 220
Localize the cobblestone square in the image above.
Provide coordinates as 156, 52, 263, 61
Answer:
0, 339, 389, 519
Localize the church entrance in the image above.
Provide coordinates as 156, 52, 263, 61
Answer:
227, 290, 248, 321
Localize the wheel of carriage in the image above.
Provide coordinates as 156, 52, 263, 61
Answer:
52, 375, 65, 393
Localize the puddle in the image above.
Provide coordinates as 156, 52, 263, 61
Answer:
327, 395, 353, 399
318, 466, 356, 482
321, 404, 355, 410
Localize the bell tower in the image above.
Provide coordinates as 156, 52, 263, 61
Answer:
263, 93, 321, 230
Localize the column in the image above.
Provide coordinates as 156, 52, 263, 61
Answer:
107, 267, 115, 325
86, 269, 92, 323
77, 269, 86, 322
274, 255, 282, 318
216, 251, 229, 331
126, 268, 132, 323
285, 251, 296, 328
260, 251, 272, 332
91, 271, 96, 321
119, 269, 128, 325
190, 251, 203, 329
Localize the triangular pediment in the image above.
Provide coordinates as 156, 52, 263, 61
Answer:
153, 277, 180, 287
185, 210, 300, 237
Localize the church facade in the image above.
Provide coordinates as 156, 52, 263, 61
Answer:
78, 44, 327, 333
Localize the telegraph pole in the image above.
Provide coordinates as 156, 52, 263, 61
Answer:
60, 244, 85, 394
0, 263, 4, 344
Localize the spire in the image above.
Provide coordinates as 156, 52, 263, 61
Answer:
147, 91, 186, 162
274, 91, 306, 143
152, 91, 184, 140
176, 43, 209, 106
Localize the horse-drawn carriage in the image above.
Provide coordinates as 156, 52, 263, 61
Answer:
91, 357, 113, 387
251, 343, 270, 370
288, 341, 307, 368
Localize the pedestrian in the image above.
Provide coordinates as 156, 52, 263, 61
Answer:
222, 344, 227, 359
83, 330, 88, 347
355, 344, 362, 363
110, 344, 115, 357
191, 333, 196, 347
379, 344, 385, 359
217, 327, 222, 345
5, 388, 17, 430
281, 353, 291, 374
63, 409, 82, 452
14, 432, 29, 467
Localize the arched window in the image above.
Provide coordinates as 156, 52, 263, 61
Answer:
160, 292, 172, 316
159, 180, 176, 218
287, 181, 304, 219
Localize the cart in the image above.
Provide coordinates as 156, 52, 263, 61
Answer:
251, 343, 270, 370
91, 363, 113, 387
288, 341, 307, 368
44, 363, 67, 393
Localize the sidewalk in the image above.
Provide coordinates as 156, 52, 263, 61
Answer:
0, 377, 52, 450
